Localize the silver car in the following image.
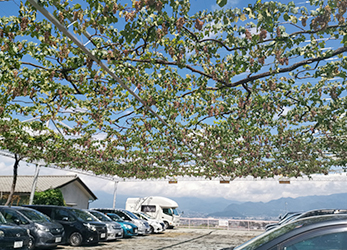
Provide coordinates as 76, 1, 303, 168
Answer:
84, 210, 123, 240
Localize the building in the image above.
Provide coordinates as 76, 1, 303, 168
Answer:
0, 175, 97, 208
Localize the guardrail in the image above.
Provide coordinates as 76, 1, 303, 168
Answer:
179, 217, 277, 231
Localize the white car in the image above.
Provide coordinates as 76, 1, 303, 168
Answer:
133, 212, 165, 234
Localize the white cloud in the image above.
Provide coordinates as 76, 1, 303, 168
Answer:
1, 155, 347, 205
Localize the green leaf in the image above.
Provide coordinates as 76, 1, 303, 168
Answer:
216, 0, 227, 7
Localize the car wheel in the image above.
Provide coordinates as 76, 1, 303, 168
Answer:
149, 226, 154, 234
164, 221, 169, 229
69, 232, 83, 246
28, 236, 35, 250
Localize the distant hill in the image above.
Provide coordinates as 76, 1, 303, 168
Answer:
208, 193, 347, 219
89, 191, 347, 220
89, 191, 239, 217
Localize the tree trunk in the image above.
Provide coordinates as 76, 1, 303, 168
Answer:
5, 154, 20, 207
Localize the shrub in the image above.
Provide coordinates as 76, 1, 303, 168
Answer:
33, 189, 65, 206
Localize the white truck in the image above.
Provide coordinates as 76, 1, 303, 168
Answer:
125, 196, 180, 229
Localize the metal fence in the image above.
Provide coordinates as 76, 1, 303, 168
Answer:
179, 217, 277, 231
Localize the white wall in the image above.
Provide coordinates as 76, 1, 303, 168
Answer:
59, 181, 91, 208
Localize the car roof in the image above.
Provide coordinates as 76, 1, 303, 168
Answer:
295, 209, 347, 219
24, 205, 75, 210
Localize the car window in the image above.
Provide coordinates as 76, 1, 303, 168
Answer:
53, 208, 75, 221
70, 209, 96, 222
107, 213, 124, 222
18, 209, 51, 223
172, 208, 179, 216
89, 211, 112, 222
125, 210, 139, 219
115, 211, 130, 220
2, 209, 29, 225
163, 208, 172, 215
0, 212, 7, 224
283, 231, 347, 250
141, 205, 156, 213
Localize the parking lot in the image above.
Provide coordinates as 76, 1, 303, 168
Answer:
56, 228, 262, 250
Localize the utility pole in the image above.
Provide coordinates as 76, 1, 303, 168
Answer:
29, 164, 41, 205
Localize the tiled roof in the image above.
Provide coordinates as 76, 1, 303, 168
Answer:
0, 175, 78, 193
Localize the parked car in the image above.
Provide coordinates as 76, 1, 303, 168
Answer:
94, 208, 150, 235
0, 211, 31, 250
231, 214, 347, 250
103, 213, 138, 238
84, 210, 123, 240
266, 209, 347, 231
25, 205, 107, 246
0, 206, 64, 249
133, 211, 165, 233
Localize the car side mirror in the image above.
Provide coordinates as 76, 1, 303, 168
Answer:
62, 217, 69, 221
13, 219, 21, 225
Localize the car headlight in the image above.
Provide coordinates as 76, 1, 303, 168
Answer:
35, 225, 50, 232
0, 230, 4, 238
125, 225, 132, 229
27, 229, 30, 236
83, 223, 97, 231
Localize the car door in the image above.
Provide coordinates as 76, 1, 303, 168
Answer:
51, 208, 76, 238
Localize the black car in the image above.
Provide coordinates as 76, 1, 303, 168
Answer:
231, 214, 347, 250
0, 206, 64, 249
25, 205, 107, 246
0, 211, 31, 250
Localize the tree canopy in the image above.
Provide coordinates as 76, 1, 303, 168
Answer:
0, 0, 347, 180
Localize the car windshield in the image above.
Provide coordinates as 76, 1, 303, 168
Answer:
136, 213, 147, 220
71, 209, 96, 222
90, 211, 112, 222
107, 213, 124, 222
123, 210, 138, 219
172, 208, 179, 216
18, 209, 50, 223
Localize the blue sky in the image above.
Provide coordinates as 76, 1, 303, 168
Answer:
1, 0, 347, 206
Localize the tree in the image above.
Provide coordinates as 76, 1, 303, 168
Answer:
0, 0, 346, 182
4, 154, 22, 206
33, 189, 65, 206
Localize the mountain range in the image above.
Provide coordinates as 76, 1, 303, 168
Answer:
89, 191, 347, 220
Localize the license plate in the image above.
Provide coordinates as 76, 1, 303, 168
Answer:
55, 237, 62, 243
14, 241, 23, 248
101, 233, 106, 238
